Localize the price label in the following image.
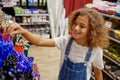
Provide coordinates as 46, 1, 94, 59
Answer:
104, 20, 112, 28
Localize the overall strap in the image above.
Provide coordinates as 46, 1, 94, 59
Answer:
65, 38, 73, 56
85, 48, 93, 62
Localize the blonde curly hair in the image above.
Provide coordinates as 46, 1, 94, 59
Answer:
68, 8, 109, 49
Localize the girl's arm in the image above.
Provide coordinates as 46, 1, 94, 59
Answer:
7, 22, 55, 47
93, 66, 103, 80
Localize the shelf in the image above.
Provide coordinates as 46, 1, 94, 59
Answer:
3, 5, 14, 8
103, 69, 120, 80
101, 13, 120, 20
103, 54, 120, 67
108, 36, 120, 44
0, 2, 14, 8
91, 72, 95, 80
15, 13, 49, 16
19, 21, 50, 25
102, 70, 114, 79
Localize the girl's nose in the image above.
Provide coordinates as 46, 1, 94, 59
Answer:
75, 25, 80, 30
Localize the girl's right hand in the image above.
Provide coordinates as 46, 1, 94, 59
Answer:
7, 22, 25, 35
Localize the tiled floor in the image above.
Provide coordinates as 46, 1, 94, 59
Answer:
28, 45, 61, 80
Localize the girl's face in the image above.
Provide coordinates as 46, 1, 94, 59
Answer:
71, 15, 89, 41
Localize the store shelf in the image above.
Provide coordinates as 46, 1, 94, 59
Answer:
103, 54, 120, 67
0, 2, 14, 7
14, 0, 51, 39
19, 21, 50, 25
3, 5, 14, 7
91, 72, 95, 80
103, 69, 120, 80
101, 13, 120, 20
15, 13, 49, 16
102, 70, 114, 79
108, 36, 120, 44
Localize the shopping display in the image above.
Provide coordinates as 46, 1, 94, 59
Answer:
14, 0, 50, 39
0, 10, 41, 80
85, 1, 120, 80
103, 40, 120, 80
85, 1, 120, 16
1, 0, 120, 80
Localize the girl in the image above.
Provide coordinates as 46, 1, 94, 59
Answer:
7, 8, 109, 80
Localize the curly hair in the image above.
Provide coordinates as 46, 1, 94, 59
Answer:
68, 8, 109, 49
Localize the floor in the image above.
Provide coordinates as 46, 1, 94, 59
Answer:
28, 45, 61, 80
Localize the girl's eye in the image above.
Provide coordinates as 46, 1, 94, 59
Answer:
73, 22, 86, 28
73, 22, 80, 27
80, 25, 85, 28
73, 22, 77, 25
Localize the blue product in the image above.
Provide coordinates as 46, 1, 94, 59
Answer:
28, 0, 34, 6
116, 11, 120, 16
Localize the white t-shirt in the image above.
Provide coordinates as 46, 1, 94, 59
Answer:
53, 36, 104, 80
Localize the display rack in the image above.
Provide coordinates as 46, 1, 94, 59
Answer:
103, 53, 120, 67
108, 36, 120, 44
90, 12, 120, 80
101, 13, 120, 20
14, 0, 51, 39
15, 13, 50, 25
101, 13, 120, 80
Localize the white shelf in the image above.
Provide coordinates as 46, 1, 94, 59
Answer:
19, 21, 50, 25
3, 5, 14, 7
103, 53, 120, 67
91, 72, 95, 80
108, 36, 120, 44
101, 13, 120, 20
102, 70, 114, 79
99, 9, 120, 80
0, 2, 15, 8
15, 14, 49, 16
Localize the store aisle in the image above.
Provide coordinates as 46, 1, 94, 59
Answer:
28, 45, 61, 80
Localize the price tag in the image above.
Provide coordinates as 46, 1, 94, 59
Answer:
104, 20, 112, 28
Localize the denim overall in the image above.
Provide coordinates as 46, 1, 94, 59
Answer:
58, 38, 93, 80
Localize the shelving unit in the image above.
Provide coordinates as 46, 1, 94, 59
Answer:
101, 13, 120, 20
108, 36, 120, 44
90, 72, 95, 80
18, 22, 50, 25
15, 13, 49, 16
101, 12, 120, 80
15, 13, 50, 24
14, 0, 51, 39
103, 53, 120, 67
102, 70, 114, 79
103, 54, 120, 80
0, 0, 16, 8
